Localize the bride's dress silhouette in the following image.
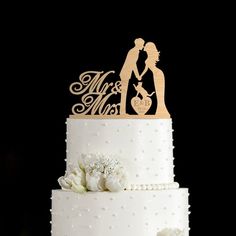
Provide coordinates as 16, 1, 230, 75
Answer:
140, 42, 170, 118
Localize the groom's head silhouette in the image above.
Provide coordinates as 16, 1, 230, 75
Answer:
134, 38, 145, 50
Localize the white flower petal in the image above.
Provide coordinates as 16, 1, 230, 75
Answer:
80, 171, 86, 186
58, 176, 71, 189
71, 182, 87, 193
72, 175, 82, 185
64, 176, 73, 185
97, 175, 107, 191
105, 173, 127, 192
105, 178, 122, 192
86, 174, 101, 192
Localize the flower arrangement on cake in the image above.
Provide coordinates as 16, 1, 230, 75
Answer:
58, 153, 128, 193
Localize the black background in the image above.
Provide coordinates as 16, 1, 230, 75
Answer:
0, 3, 229, 236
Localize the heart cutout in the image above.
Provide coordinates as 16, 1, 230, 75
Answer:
131, 96, 152, 115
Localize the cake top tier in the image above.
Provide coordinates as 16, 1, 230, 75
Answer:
69, 38, 170, 119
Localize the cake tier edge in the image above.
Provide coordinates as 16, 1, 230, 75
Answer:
51, 189, 189, 236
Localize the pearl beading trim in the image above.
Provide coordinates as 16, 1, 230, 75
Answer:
126, 182, 179, 190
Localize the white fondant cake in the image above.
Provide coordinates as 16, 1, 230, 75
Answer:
51, 118, 190, 236
66, 118, 175, 187
52, 189, 189, 236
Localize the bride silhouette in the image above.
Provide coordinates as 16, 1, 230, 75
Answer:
140, 42, 170, 118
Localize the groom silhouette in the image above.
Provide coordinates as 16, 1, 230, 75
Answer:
119, 38, 145, 115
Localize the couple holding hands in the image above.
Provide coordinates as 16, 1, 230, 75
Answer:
119, 38, 170, 117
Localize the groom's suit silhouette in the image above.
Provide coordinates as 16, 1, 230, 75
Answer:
119, 38, 145, 115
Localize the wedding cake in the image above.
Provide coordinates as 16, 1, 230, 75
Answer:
51, 38, 190, 236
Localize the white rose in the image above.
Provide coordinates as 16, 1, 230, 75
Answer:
86, 173, 107, 192
68, 165, 86, 186
105, 171, 128, 192
58, 165, 86, 193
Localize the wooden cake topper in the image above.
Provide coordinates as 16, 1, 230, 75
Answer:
69, 38, 170, 119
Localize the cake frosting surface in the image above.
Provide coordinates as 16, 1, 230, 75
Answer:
66, 118, 175, 187
52, 189, 189, 236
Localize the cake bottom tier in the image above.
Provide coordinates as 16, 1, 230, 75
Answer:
51, 189, 189, 236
